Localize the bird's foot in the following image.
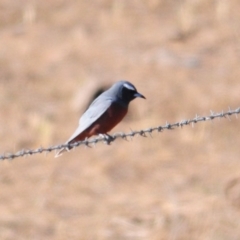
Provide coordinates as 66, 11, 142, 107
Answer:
99, 134, 114, 145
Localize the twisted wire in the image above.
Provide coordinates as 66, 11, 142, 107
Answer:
0, 107, 239, 160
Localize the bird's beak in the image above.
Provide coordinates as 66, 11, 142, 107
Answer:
134, 92, 146, 99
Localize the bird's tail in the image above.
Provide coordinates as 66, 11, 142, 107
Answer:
55, 147, 70, 158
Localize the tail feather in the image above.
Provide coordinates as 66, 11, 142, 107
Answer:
55, 135, 86, 158
55, 147, 70, 158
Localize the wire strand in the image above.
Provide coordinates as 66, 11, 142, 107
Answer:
1, 107, 239, 160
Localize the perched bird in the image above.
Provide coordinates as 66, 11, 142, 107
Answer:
55, 80, 145, 157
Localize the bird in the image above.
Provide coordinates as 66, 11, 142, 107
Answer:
55, 80, 145, 157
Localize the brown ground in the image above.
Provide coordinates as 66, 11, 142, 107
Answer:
1, 0, 240, 239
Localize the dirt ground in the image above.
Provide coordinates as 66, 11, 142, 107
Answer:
1, 0, 240, 239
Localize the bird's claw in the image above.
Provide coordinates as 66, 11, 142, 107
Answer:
99, 134, 114, 145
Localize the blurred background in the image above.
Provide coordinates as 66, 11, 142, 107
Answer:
1, 0, 240, 239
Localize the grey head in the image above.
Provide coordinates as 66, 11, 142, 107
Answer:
103, 80, 145, 107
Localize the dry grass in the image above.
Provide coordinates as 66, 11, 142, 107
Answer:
1, 0, 240, 239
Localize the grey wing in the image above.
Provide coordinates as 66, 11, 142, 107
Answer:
66, 97, 113, 143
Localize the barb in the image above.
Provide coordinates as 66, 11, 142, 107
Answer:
1, 107, 240, 160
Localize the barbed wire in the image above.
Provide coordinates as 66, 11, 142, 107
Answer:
1, 107, 239, 160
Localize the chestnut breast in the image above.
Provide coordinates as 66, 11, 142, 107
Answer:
86, 102, 128, 136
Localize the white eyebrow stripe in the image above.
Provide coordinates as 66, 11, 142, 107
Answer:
123, 83, 136, 91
